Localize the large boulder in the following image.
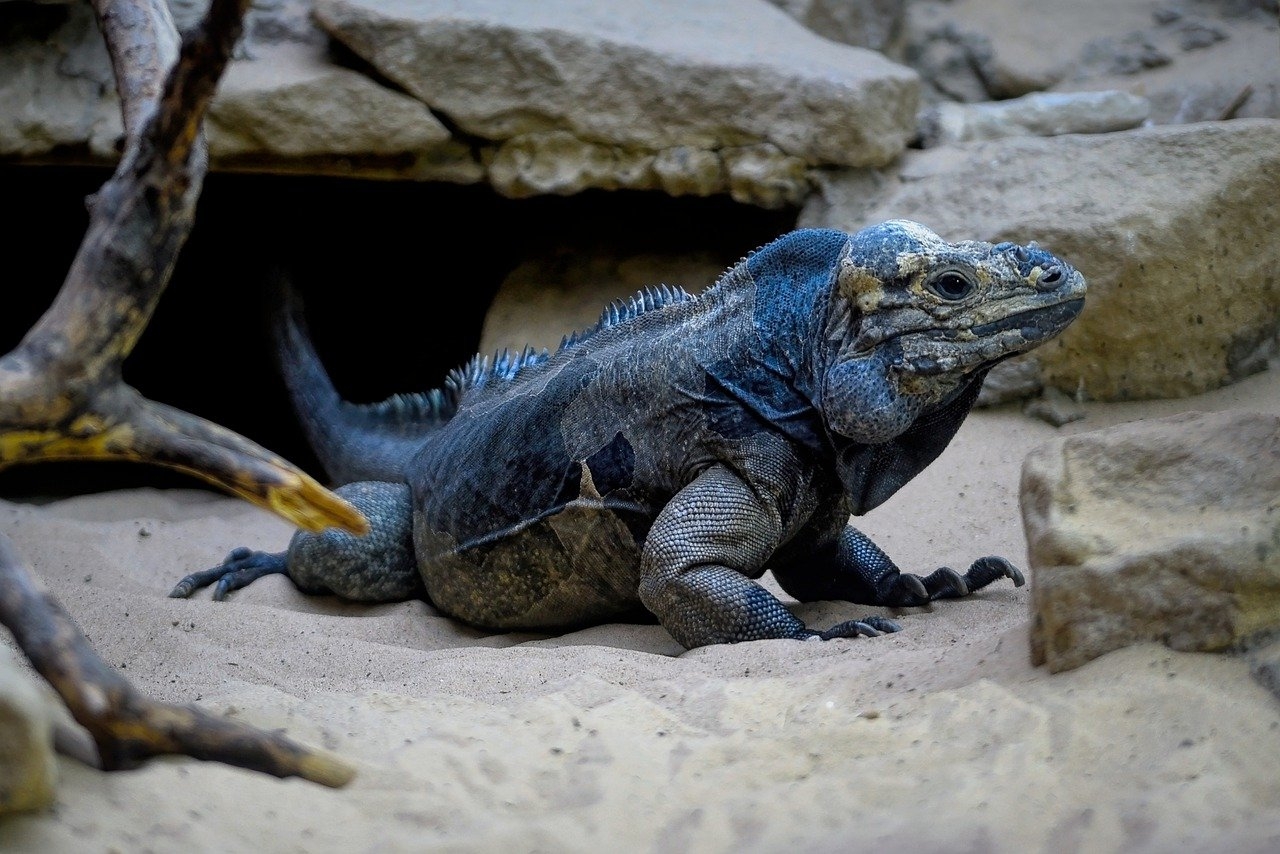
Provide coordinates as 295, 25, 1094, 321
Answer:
1, 0, 920, 207
801, 119, 1280, 401
310, 0, 919, 205
1022, 410, 1280, 674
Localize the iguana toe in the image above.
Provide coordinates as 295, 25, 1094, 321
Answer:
812, 615, 902, 640
169, 548, 287, 600
921, 567, 969, 599
964, 556, 1026, 590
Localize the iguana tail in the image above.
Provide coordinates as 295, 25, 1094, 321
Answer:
273, 279, 450, 485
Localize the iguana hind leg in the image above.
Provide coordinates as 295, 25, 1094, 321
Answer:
170, 481, 424, 603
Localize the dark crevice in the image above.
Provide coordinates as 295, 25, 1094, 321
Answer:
0, 164, 797, 498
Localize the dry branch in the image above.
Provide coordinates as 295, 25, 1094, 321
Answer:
0, 534, 354, 787
0, 0, 363, 786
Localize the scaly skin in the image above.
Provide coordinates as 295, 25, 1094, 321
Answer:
172, 220, 1086, 649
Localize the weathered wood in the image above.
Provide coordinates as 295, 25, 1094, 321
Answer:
0, 0, 366, 536
0, 0, 363, 787
0, 533, 355, 786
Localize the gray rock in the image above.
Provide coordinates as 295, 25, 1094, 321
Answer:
313, 0, 920, 201
802, 119, 1280, 401
916, 90, 1150, 148
901, 0, 1279, 123
0, 648, 58, 815
1022, 410, 1280, 673
205, 44, 479, 182
765, 0, 907, 51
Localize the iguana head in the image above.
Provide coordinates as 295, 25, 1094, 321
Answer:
822, 219, 1086, 440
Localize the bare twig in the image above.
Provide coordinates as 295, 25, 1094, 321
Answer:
0, 534, 355, 786
0, 0, 364, 787
0, 0, 366, 536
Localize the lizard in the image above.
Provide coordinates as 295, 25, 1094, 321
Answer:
170, 219, 1086, 649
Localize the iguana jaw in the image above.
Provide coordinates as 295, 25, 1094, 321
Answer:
894, 289, 1086, 378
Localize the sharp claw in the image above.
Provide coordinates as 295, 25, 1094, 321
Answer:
941, 567, 969, 597
900, 574, 928, 601
815, 615, 903, 640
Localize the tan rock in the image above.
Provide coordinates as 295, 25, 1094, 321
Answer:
1022, 410, 1280, 673
0, 647, 58, 815
313, 0, 920, 201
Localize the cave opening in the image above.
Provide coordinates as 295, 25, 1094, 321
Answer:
1, 165, 798, 497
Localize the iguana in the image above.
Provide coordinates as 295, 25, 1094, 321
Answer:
171, 220, 1086, 649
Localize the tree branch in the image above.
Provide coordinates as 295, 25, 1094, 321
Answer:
0, 0, 365, 787
0, 534, 354, 786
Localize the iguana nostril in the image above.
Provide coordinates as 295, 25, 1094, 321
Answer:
1038, 266, 1063, 286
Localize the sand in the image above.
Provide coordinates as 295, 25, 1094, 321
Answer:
1, 362, 1279, 853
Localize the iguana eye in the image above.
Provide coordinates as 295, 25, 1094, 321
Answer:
927, 270, 974, 301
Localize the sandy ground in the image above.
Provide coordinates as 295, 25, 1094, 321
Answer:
1, 361, 1279, 853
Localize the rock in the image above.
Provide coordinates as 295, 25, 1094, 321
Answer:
206, 44, 478, 182
0, 3, 119, 158
901, 0, 1279, 122
0, 647, 58, 815
765, 0, 908, 51
1245, 635, 1280, 702
1021, 410, 1280, 674
916, 90, 1150, 148
313, 0, 920, 202
801, 119, 1280, 401
974, 358, 1046, 407
1022, 386, 1087, 428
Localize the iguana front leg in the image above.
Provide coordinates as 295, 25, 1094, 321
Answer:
772, 525, 1026, 607
638, 465, 897, 648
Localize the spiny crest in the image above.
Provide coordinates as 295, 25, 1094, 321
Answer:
357, 387, 457, 424
560, 283, 694, 350
354, 283, 695, 423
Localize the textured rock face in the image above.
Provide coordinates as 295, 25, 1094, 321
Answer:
802, 119, 1280, 401
0, 648, 58, 815
916, 90, 1150, 147
312, 0, 919, 205
1022, 411, 1280, 674
0, 0, 919, 207
765, 0, 908, 51
903, 0, 1280, 122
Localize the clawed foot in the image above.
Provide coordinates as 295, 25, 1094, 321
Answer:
800, 614, 902, 641
887, 556, 1025, 605
168, 547, 287, 600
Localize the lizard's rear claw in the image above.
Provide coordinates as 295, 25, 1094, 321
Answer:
813, 615, 902, 640
923, 556, 1025, 600
921, 567, 969, 599
169, 548, 287, 600
966, 555, 1025, 589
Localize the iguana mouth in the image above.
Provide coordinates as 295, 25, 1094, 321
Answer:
969, 297, 1085, 340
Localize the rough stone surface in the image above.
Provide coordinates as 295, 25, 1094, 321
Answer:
766, 0, 908, 51
312, 0, 919, 203
916, 90, 1150, 147
801, 119, 1280, 401
205, 44, 477, 181
1022, 410, 1280, 673
901, 0, 1280, 120
0, 647, 58, 815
